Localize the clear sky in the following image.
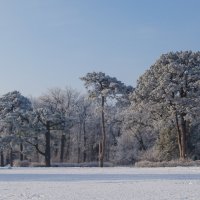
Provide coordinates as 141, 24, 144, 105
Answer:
0, 0, 200, 97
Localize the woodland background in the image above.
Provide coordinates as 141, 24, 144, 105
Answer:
1, 51, 200, 167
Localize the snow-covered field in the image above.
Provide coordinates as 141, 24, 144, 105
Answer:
0, 167, 200, 200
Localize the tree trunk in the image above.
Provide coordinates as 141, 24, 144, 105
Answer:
180, 114, 187, 159
66, 130, 71, 161
179, 85, 187, 159
83, 121, 87, 162
34, 136, 39, 162
20, 143, 24, 161
10, 147, 13, 167
99, 141, 102, 167
175, 112, 187, 159
77, 146, 81, 163
45, 121, 51, 167
175, 112, 182, 158
99, 96, 106, 167
60, 133, 66, 163
1, 151, 4, 167
77, 124, 81, 163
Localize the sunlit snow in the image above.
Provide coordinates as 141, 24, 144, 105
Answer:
0, 167, 200, 200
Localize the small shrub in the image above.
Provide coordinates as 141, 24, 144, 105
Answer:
135, 159, 200, 168
139, 147, 160, 162
29, 162, 46, 167
51, 162, 114, 167
13, 160, 30, 167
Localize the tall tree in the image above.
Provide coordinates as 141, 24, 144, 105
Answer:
26, 88, 79, 166
0, 91, 32, 166
75, 96, 92, 163
81, 72, 133, 167
27, 97, 65, 167
131, 51, 200, 159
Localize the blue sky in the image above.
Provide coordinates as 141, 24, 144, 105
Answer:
0, 0, 200, 96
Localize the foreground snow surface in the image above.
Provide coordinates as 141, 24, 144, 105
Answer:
0, 167, 200, 200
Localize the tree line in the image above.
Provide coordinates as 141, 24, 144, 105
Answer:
1, 51, 200, 167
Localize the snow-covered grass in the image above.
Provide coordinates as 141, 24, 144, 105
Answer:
0, 167, 200, 200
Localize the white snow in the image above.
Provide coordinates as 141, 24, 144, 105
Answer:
0, 167, 200, 200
